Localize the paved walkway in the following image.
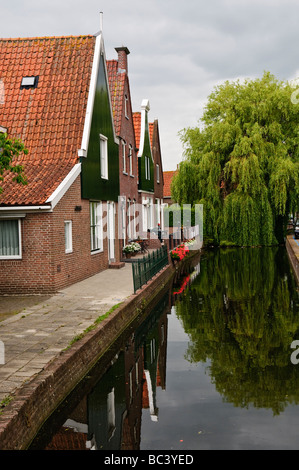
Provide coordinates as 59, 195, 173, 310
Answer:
0, 264, 134, 403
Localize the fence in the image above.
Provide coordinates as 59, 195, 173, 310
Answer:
132, 245, 169, 293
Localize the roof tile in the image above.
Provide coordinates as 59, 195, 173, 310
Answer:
163, 170, 177, 198
0, 35, 95, 206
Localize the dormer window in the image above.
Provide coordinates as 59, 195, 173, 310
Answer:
20, 76, 39, 90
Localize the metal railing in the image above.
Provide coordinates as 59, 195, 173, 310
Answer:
132, 245, 169, 293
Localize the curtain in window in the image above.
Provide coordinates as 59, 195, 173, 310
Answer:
0, 220, 19, 256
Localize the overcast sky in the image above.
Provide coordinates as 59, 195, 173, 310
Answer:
2, 0, 299, 170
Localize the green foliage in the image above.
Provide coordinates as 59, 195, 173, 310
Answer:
0, 133, 28, 194
175, 247, 299, 415
173, 72, 299, 245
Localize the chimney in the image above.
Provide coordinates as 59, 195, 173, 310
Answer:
115, 46, 130, 73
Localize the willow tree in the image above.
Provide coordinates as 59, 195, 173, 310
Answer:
172, 72, 299, 245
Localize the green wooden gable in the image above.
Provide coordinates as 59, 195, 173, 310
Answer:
81, 49, 119, 202
138, 100, 154, 193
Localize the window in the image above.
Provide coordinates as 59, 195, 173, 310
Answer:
133, 199, 137, 239
0, 219, 22, 259
122, 140, 127, 173
129, 144, 133, 176
127, 199, 131, 239
20, 76, 39, 89
100, 134, 108, 179
64, 221, 72, 253
156, 198, 161, 225
156, 164, 160, 183
145, 156, 150, 180
90, 202, 103, 252
124, 94, 129, 118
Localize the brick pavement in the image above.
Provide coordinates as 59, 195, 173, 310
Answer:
0, 263, 134, 403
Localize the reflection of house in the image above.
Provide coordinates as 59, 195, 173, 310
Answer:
142, 305, 168, 422
35, 291, 171, 450
87, 353, 126, 450
45, 399, 89, 450
0, 29, 120, 293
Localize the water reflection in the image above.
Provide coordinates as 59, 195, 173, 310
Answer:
175, 247, 299, 416
30, 284, 173, 450
29, 247, 299, 450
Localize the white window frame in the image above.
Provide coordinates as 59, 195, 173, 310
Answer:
122, 140, 127, 174
155, 198, 161, 225
129, 144, 133, 176
90, 201, 103, 253
64, 220, 73, 253
124, 94, 129, 119
133, 199, 137, 239
100, 134, 108, 180
145, 156, 150, 180
0, 218, 22, 259
156, 164, 160, 183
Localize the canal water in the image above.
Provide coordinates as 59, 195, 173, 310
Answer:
29, 246, 299, 451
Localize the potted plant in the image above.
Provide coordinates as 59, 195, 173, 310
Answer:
123, 242, 141, 258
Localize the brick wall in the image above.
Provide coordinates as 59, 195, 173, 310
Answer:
117, 73, 139, 259
0, 176, 120, 294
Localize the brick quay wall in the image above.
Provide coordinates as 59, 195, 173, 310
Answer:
0, 250, 201, 450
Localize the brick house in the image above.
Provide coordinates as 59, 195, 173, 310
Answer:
150, 119, 165, 231
133, 103, 165, 241
0, 31, 120, 294
106, 47, 139, 259
108, 48, 165, 255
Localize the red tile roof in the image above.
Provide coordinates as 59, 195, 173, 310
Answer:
106, 59, 125, 136
163, 170, 177, 198
133, 112, 141, 150
0, 35, 95, 206
133, 112, 154, 151
149, 122, 154, 147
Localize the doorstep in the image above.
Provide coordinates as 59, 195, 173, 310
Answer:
108, 262, 126, 269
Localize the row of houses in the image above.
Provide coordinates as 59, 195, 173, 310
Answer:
0, 24, 176, 294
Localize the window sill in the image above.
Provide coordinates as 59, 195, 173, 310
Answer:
91, 249, 103, 255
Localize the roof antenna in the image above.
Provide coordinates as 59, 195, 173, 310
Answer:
100, 11, 103, 33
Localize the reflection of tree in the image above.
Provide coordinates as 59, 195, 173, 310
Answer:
175, 247, 299, 415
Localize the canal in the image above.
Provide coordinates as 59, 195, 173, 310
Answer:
29, 246, 299, 450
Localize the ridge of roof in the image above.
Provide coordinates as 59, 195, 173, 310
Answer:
0, 34, 95, 41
